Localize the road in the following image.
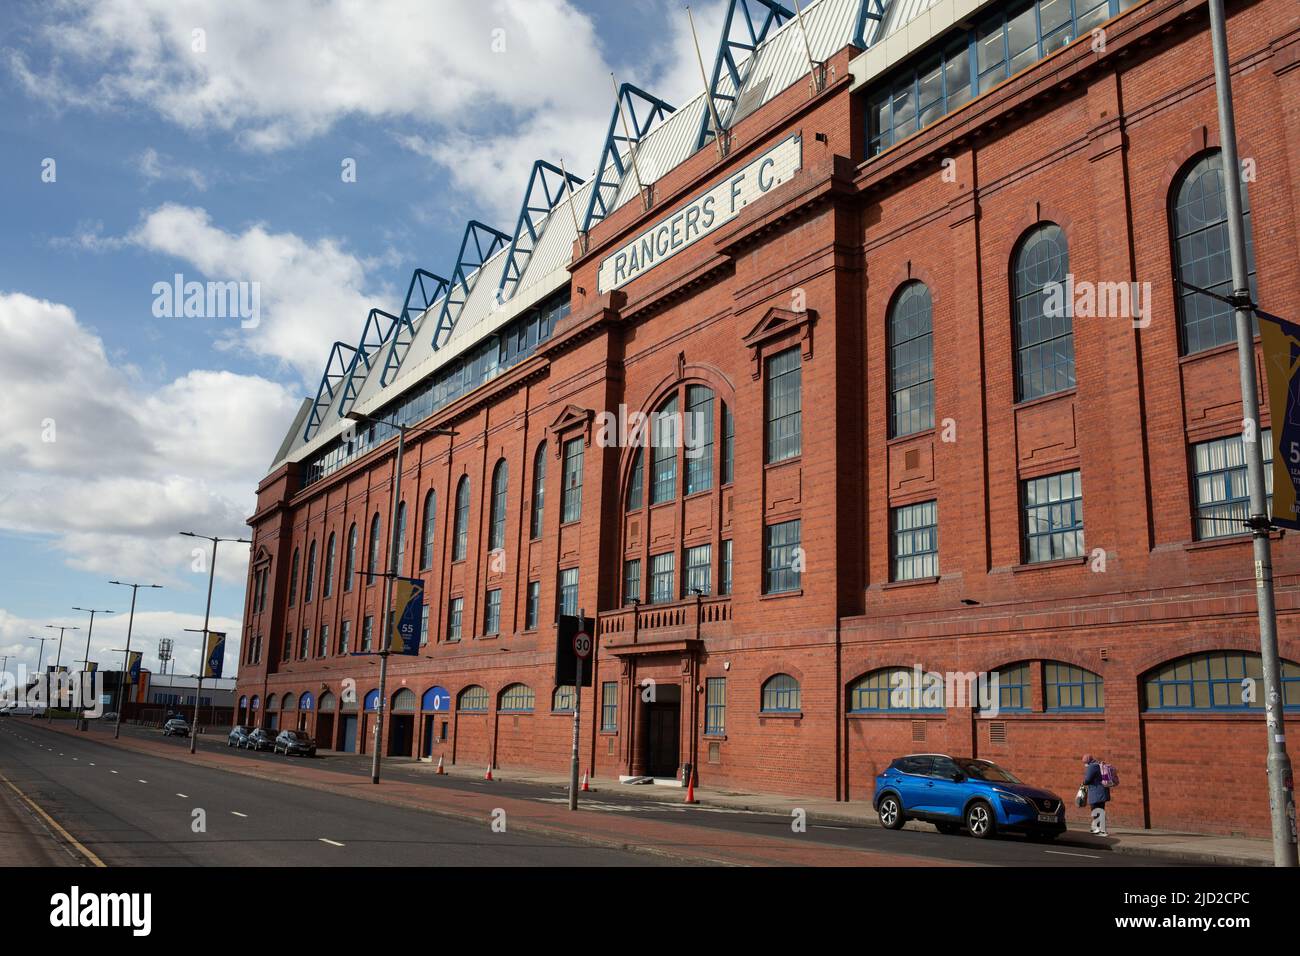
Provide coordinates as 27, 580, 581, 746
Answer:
0, 717, 1193, 867
0, 719, 668, 867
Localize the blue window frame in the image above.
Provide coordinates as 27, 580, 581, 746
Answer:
447, 597, 463, 642
685, 385, 714, 495
601, 681, 619, 731
1044, 661, 1103, 711
761, 674, 801, 713
500, 683, 535, 713
891, 500, 938, 581
1022, 469, 1084, 563
848, 668, 945, 713
1013, 222, 1073, 402
552, 685, 575, 713
484, 588, 502, 636
1145, 652, 1300, 711
458, 685, 488, 712
1193, 430, 1273, 540
990, 662, 1031, 712
888, 282, 935, 438
706, 677, 726, 734
764, 519, 801, 594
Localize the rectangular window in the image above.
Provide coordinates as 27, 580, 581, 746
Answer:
721, 404, 734, 485
766, 348, 802, 463
685, 385, 714, 495
720, 539, 733, 595
559, 568, 579, 618
623, 559, 641, 606
705, 677, 726, 735
601, 681, 618, 732
419, 605, 429, 647
891, 500, 939, 581
447, 597, 464, 641
282, 631, 291, 662
627, 450, 644, 511
484, 589, 502, 635
340, 620, 351, 655
525, 580, 540, 630
562, 438, 584, 523
318, 625, 328, 658
685, 544, 712, 596
764, 519, 802, 594
1022, 470, 1085, 563
1193, 430, 1273, 540
649, 552, 675, 604
300, 628, 309, 660
362, 616, 373, 652
651, 396, 679, 504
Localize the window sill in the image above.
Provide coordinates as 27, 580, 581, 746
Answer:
1178, 335, 1258, 366
848, 710, 945, 718
764, 455, 802, 470
759, 711, 803, 719
886, 427, 936, 447
599, 728, 619, 736
703, 733, 727, 741
1142, 709, 1288, 720
1012, 387, 1076, 411
1185, 531, 1283, 552
882, 576, 939, 590
1011, 556, 1087, 573
760, 588, 803, 600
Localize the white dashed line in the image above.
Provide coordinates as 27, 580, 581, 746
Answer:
109, 770, 118, 775
137, 779, 148, 784
1044, 849, 1101, 859
319, 838, 344, 847
176, 793, 189, 799
231, 811, 248, 818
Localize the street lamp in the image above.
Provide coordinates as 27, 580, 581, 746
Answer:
44, 624, 79, 712
108, 581, 163, 739
344, 410, 455, 784
72, 607, 114, 730
179, 531, 250, 754
28, 636, 52, 717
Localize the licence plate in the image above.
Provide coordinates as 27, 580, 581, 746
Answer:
1037, 813, 1057, 823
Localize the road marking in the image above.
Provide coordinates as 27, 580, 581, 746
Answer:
88, 763, 95, 766
319, 838, 344, 847
137, 779, 148, 784
109, 770, 118, 775
1045, 849, 1101, 859
0, 770, 106, 868
231, 811, 247, 818
176, 793, 188, 799
811, 824, 853, 831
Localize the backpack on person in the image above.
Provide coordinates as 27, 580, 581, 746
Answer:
1100, 761, 1119, 788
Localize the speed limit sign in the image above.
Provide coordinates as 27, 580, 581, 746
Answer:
573, 631, 593, 660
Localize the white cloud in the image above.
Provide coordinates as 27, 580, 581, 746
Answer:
0, 290, 300, 589
137, 146, 208, 191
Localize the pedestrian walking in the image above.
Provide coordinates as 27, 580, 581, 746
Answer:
1080, 753, 1114, 836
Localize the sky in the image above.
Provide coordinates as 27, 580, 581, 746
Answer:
0, 0, 729, 681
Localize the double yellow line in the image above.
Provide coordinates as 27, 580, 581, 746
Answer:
0, 771, 106, 867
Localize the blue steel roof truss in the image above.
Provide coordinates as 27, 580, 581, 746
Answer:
336, 307, 400, 419
429, 220, 511, 351
380, 268, 450, 386
497, 160, 584, 303
853, 0, 888, 49
581, 83, 676, 234
303, 341, 358, 441
696, 0, 795, 151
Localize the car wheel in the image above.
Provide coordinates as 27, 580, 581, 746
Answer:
877, 794, 905, 830
935, 822, 963, 836
965, 801, 995, 839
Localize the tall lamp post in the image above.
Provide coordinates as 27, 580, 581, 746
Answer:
1206, 0, 1297, 867
28, 636, 52, 716
72, 607, 114, 730
179, 532, 249, 754
109, 580, 163, 739
43, 624, 79, 713
345, 410, 455, 784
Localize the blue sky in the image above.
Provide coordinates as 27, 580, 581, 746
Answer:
0, 0, 725, 679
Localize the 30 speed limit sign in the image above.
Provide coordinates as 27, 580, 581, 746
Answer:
573, 631, 593, 659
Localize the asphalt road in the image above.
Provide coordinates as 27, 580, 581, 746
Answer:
39, 718, 1193, 868
0, 719, 669, 867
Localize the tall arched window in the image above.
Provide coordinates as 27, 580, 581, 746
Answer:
1012, 222, 1073, 402
453, 476, 470, 561
489, 460, 508, 551
288, 548, 300, 607
345, 522, 357, 592
421, 490, 436, 569
888, 281, 934, 437
367, 512, 381, 585
304, 540, 317, 602
530, 443, 546, 540
626, 447, 644, 511
323, 532, 335, 598
685, 385, 714, 494
394, 501, 407, 573
650, 394, 679, 505
1171, 150, 1257, 355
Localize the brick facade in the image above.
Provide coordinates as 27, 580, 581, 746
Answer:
237, 0, 1300, 836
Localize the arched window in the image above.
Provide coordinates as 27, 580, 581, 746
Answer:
685, 385, 714, 494
323, 532, 335, 598
420, 489, 436, 569
394, 501, 407, 574
345, 522, 357, 592
887, 281, 935, 437
453, 476, 470, 561
626, 447, 644, 511
266, 694, 278, 711
304, 541, 317, 603
458, 685, 489, 712
318, 691, 336, 712
1144, 651, 1299, 711
489, 460, 508, 551
283, 693, 297, 712
650, 394, 679, 504
553, 685, 575, 712
988, 662, 1031, 712
1171, 150, 1258, 354
1012, 222, 1073, 402
499, 683, 535, 712
848, 667, 944, 712
530, 443, 546, 539
392, 688, 417, 713
367, 513, 382, 585
1045, 661, 1104, 711
288, 548, 300, 607
761, 674, 801, 713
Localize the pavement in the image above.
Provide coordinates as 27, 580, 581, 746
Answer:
7, 716, 1258, 867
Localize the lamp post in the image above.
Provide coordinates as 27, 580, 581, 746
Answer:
179, 532, 250, 754
27, 636, 52, 717
72, 607, 114, 730
1206, 0, 1297, 867
43, 624, 79, 713
108, 581, 163, 739
345, 410, 455, 784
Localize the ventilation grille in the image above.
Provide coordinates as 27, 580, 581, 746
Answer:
607, 736, 616, 755
905, 448, 920, 470
988, 721, 1007, 744
911, 720, 926, 742
708, 741, 721, 764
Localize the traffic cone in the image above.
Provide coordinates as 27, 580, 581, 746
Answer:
684, 766, 697, 804
435, 755, 445, 775
580, 770, 590, 792
484, 764, 493, 781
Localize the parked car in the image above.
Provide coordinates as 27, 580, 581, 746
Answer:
227, 725, 252, 748
162, 717, 191, 737
100, 711, 118, 722
244, 727, 276, 751
873, 754, 1066, 840
274, 729, 317, 757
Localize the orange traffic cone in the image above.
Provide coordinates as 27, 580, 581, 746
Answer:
435, 755, 445, 775
484, 764, 493, 781
684, 766, 697, 804
580, 770, 590, 792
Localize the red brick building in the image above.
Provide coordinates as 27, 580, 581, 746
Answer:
237, 0, 1300, 836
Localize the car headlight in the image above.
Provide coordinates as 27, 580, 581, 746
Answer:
994, 789, 1029, 805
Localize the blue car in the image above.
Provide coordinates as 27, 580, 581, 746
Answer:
873, 754, 1066, 840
